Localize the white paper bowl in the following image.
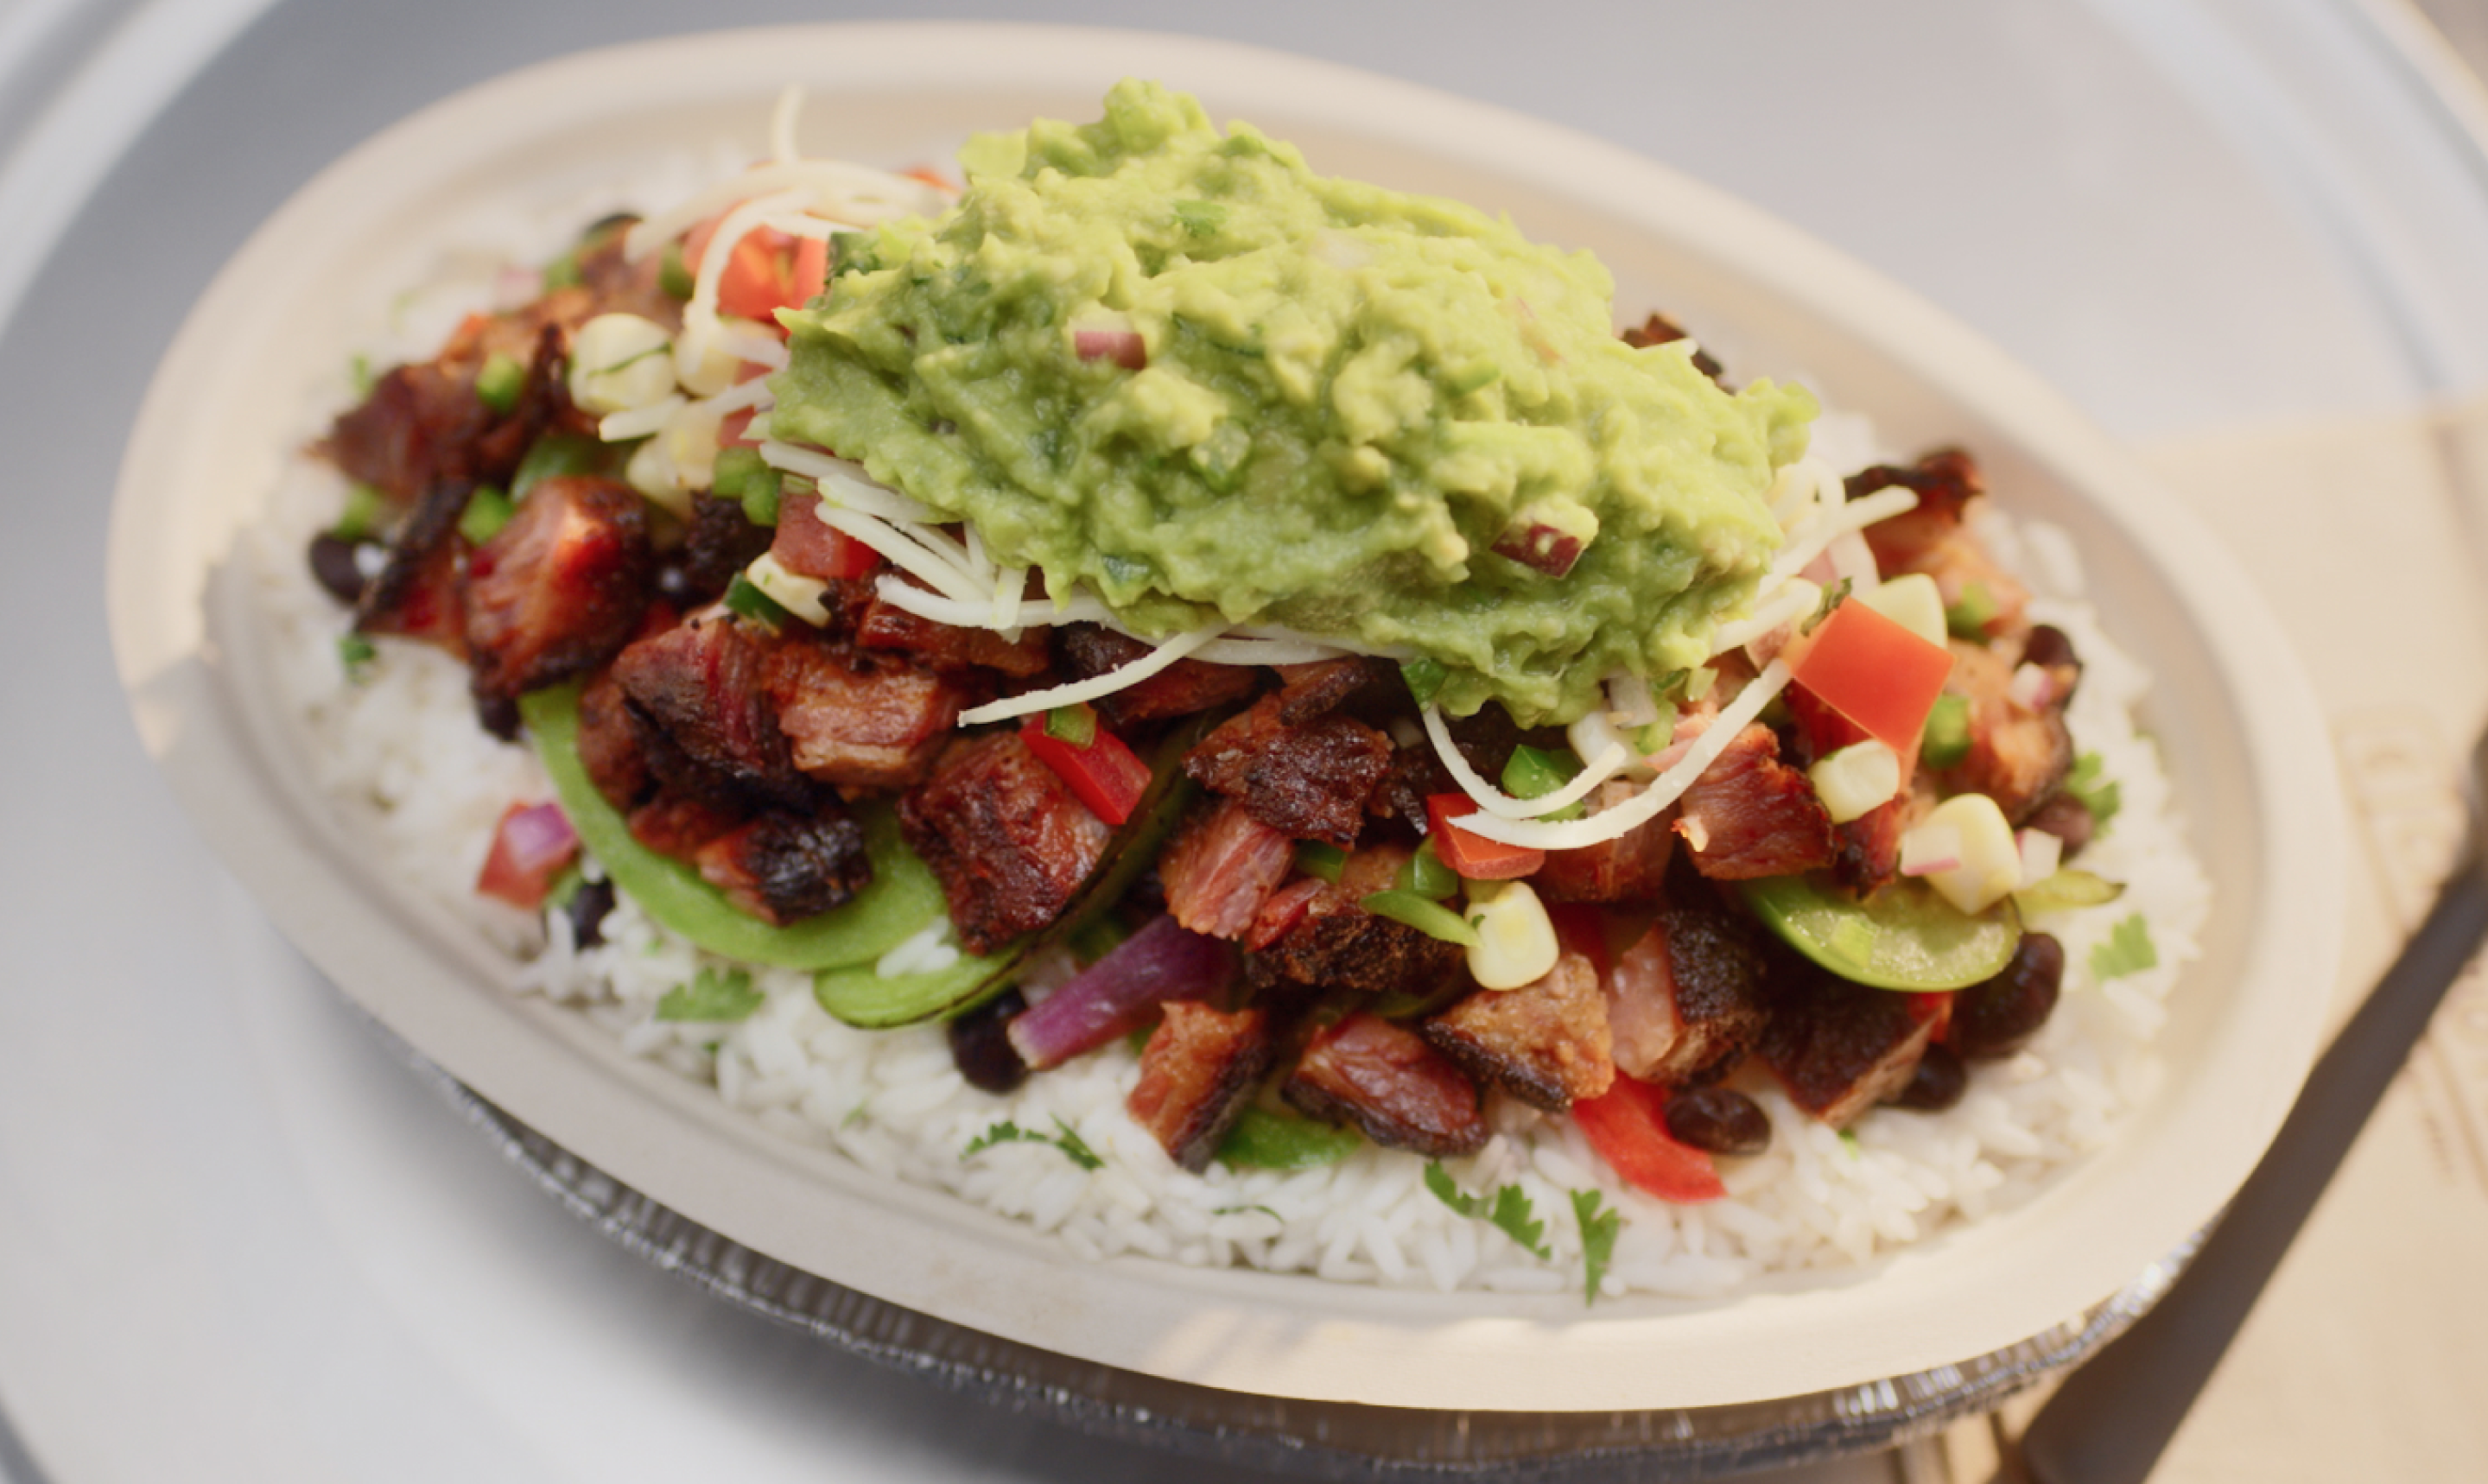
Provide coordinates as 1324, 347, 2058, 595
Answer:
107, 22, 2344, 1415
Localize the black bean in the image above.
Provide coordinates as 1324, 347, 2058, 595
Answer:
565, 877, 617, 948
475, 692, 522, 742
1894, 1043, 1968, 1111
653, 562, 699, 608
949, 987, 1031, 1095
1663, 1085, 1772, 1157
308, 534, 376, 605
2022, 624, 2080, 671
2024, 793, 2094, 859
1951, 931, 2065, 1060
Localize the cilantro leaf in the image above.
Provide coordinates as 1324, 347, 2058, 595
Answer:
654, 967, 763, 1023
1425, 1163, 1551, 1258
962, 1117, 1103, 1170
2090, 913, 2159, 981
1801, 577, 1852, 636
1571, 1189, 1622, 1306
2066, 752, 2122, 832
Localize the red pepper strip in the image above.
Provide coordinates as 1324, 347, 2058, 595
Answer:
1020, 714, 1152, 827
475, 801, 580, 910
1786, 599, 1954, 754
790, 235, 829, 308
1572, 1076, 1726, 1203
1423, 793, 1546, 881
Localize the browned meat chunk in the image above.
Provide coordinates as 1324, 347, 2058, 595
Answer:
1853, 447, 1982, 574
765, 639, 962, 790
574, 669, 650, 810
1254, 843, 1466, 999
1158, 797, 1294, 940
1620, 311, 1726, 382
612, 614, 818, 810
460, 475, 652, 701
1534, 779, 1677, 902
1127, 1002, 1275, 1172
354, 477, 471, 652
899, 732, 1111, 954
1283, 1012, 1487, 1157
1939, 641, 2073, 824
1786, 684, 1920, 893
693, 809, 872, 926
1603, 896, 1771, 1085
1422, 950, 1614, 1111
1185, 692, 1392, 848
1674, 724, 1837, 880
855, 589, 1051, 677
1244, 876, 1324, 951
327, 364, 489, 504
625, 791, 742, 860
1761, 959, 1939, 1127
1059, 625, 1262, 727
675, 491, 775, 606
1269, 656, 1399, 724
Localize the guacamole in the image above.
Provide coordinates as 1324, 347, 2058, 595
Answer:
772, 79, 1814, 726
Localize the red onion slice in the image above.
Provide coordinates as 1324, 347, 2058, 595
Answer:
1006, 915, 1234, 1071
1073, 327, 1147, 370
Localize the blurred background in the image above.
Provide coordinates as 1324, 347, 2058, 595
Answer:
3, 2, 2485, 1481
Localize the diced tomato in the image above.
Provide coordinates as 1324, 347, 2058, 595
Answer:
771, 490, 881, 581
1423, 793, 1546, 881
790, 235, 829, 307
683, 215, 808, 325
1572, 1076, 1726, 1203
1787, 599, 1954, 754
1020, 714, 1153, 826
475, 801, 581, 910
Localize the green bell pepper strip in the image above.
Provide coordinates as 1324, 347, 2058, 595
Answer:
519, 683, 951, 971
1741, 873, 2021, 992
1216, 1106, 1361, 1170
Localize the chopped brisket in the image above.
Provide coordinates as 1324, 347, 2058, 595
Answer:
1421, 949, 1614, 1111
1621, 311, 1727, 382
1269, 656, 1400, 725
899, 731, 1111, 954
1184, 691, 1393, 848
1534, 779, 1677, 902
574, 668, 651, 811
1673, 723, 1837, 880
1282, 1012, 1487, 1157
1760, 954, 1939, 1127
1852, 447, 1982, 574
855, 589, 1052, 677
1253, 843, 1467, 999
612, 614, 819, 811
693, 808, 872, 926
765, 638, 962, 790
1059, 625, 1260, 726
1603, 896, 1770, 1085
1158, 797, 1294, 940
625, 791, 743, 860
1127, 1001, 1275, 1171
327, 364, 490, 504
1243, 876, 1324, 951
353, 477, 472, 652
675, 491, 776, 606
460, 475, 653, 701
1939, 641, 2073, 824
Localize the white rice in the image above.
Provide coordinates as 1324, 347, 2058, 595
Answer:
244, 151, 2207, 1300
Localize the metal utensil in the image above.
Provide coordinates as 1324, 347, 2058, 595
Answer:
2020, 729, 2488, 1484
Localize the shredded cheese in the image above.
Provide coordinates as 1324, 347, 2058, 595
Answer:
957, 625, 1223, 725
1451, 660, 1793, 850
1768, 484, 1917, 586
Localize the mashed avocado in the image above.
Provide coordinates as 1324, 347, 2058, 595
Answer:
772, 79, 1813, 726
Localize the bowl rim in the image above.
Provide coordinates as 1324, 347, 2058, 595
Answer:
105, 19, 2347, 1412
